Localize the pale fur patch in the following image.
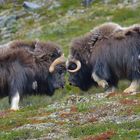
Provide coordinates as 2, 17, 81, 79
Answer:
124, 80, 140, 93
10, 91, 20, 111
92, 72, 108, 88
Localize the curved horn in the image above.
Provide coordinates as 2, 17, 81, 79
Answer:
49, 54, 66, 73
67, 59, 81, 73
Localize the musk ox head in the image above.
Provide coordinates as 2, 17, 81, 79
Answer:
32, 41, 66, 95
66, 22, 121, 90
66, 36, 95, 90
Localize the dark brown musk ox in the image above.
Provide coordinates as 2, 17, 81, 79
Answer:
66, 22, 140, 93
0, 40, 66, 110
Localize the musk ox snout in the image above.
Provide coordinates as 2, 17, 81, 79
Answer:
49, 64, 66, 90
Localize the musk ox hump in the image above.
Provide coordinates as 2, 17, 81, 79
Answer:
87, 22, 122, 48
90, 22, 122, 39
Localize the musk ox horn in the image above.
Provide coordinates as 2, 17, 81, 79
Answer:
49, 54, 66, 73
66, 58, 81, 73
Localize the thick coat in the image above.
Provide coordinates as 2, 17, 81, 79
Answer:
67, 22, 140, 91
0, 40, 66, 110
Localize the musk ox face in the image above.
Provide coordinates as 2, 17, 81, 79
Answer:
48, 64, 66, 93
66, 37, 95, 90
67, 62, 94, 90
34, 41, 66, 95
36, 63, 66, 95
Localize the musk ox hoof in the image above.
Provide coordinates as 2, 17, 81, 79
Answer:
123, 87, 137, 94
10, 107, 19, 111
98, 80, 109, 89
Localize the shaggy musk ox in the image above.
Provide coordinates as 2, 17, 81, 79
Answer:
0, 40, 66, 110
67, 22, 140, 93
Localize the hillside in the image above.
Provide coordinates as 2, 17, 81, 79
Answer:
0, 0, 140, 139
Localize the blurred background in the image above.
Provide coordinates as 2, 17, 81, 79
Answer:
0, 0, 140, 55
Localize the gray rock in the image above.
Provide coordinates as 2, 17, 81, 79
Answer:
23, 1, 41, 10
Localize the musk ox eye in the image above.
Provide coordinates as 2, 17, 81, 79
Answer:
68, 62, 77, 70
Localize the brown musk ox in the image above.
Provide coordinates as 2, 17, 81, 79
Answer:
0, 40, 66, 110
66, 22, 140, 93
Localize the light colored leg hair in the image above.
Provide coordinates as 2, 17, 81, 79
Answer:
124, 80, 140, 93
10, 91, 20, 111
92, 72, 108, 88
32, 81, 38, 90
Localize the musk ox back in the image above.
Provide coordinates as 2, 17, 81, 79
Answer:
0, 40, 66, 110
67, 22, 140, 93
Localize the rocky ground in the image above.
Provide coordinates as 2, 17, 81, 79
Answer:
0, 90, 140, 139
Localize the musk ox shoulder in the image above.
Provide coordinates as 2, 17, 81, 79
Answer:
0, 40, 66, 110
67, 22, 140, 93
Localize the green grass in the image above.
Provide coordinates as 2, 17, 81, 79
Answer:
69, 121, 140, 139
112, 7, 140, 24
0, 129, 43, 140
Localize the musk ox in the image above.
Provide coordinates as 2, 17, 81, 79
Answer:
0, 40, 66, 110
67, 22, 140, 93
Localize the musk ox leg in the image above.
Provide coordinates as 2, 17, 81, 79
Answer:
92, 72, 109, 88
10, 91, 20, 111
123, 80, 140, 93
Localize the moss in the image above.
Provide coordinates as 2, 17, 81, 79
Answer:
69, 121, 140, 139
77, 102, 91, 112
0, 129, 42, 140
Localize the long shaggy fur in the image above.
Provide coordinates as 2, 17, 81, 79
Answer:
68, 22, 140, 90
0, 40, 65, 103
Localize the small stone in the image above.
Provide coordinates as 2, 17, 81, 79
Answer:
23, 1, 41, 10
